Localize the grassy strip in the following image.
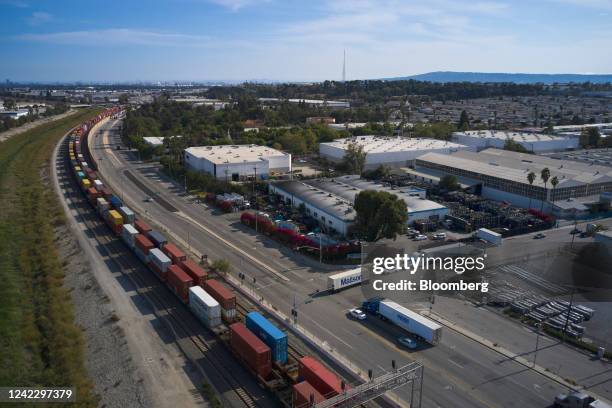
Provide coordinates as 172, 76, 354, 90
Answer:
0, 109, 102, 407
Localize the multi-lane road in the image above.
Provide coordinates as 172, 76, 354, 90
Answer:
89, 117, 591, 408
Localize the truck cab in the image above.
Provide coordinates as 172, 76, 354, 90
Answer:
554, 391, 594, 408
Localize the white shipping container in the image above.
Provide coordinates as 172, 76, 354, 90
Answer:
119, 206, 135, 224
189, 286, 222, 328
94, 179, 104, 191
379, 300, 442, 345
328, 268, 362, 291
121, 224, 139, 249
149, 248, 171, 272
221, 308, 236, 321
81, 161, 88, 169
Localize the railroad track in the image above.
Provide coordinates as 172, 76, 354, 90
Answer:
58, 136, 261, 408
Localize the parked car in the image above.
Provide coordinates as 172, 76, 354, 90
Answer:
533, 233, 546, 239
397, 337, 418, 349
348, 308, 366, 320
432, 232, 446, 240
413, 234, 427, 241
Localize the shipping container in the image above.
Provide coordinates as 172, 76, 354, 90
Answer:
93, 179, 104, 191
162, 243, 187, 265
134, 219, 152, 235
179, 259, 207, 286
118, 206, 135, 225
188, 286, 221, 329
107, 210, 123, 225
327, 268, 362, 292
167, 265, 193, 303
121, 224, 139, 249
366, 300, 442, 345
101, 187, 113, 199
147, 230, 167, 248
77, 171, 86, 180
293, 381, 325, 408
229, 323, 272, 379
476, 228, 502, 246
149, 248, 171, 281
298, 356, 343, 398
97, 198, 110, 215
202, 279, 236, 320
245, 312, 288, 365
109, 195, 123, 210
135, 234, 155, 254
81, 178, 91, 190
134, 246, 149, 264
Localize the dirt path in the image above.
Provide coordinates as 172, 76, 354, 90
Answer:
0, 109, 76, 143
51, 129, 205, 408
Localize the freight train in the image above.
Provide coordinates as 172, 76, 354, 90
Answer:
67, 108, 352, 408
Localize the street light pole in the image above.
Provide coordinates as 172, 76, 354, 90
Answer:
533, 323, 541, 367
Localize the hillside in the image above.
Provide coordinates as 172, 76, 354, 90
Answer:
386, 71, 612, 84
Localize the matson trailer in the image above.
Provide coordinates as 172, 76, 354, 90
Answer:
327, 268, 362, 292
363, 299, 442, 345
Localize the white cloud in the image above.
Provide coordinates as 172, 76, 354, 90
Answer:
547, 0, 612, 8
27, 11, 53, 26
16, 28, 215, 47
208, 0, 266, 11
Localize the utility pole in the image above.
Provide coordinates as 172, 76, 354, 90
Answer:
533, 323, 541, 367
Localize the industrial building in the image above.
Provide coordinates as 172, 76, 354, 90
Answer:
542, 148, 612, 167
319, 136, 471, 169
412, 148, 612, 216
269, 175, 448, 236
452, 130, 578, 153
184, 145, 291, 181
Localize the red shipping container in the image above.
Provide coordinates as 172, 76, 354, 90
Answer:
298, 357, 343, 398
101, 187, 113, 199
179, 259, 207, 286
134, 219, 152, 235
135, 234, 155, 254
202, 279, 236, 310
293, 381, 325, 408
162, 243, 187, 264
229, 323, 271, 379
167, 265, 193, 303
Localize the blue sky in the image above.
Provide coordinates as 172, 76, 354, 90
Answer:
1, 0, 611, 82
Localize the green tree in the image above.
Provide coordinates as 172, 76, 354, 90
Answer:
342, 142, 367, 174
579, 127, 600, 148
540, 167, 550, 212
439, 174, 460, 191
458, 110, 470, 131
527, 171, 536, 210
550, 176, 559, 211
354, 190, 407, 241
503, 139, 529, 153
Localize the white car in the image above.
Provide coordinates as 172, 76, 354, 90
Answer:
397, 337, 418, 349
348, 308, 366, 320
413, 234, 427, 241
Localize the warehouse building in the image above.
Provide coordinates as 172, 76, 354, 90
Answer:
452, 130, 578, 153
269, 175, 448, 236
184, 145, 291, 181
413, 148, 612, 216
319, 136, 471, 169
542, 148, 612, 167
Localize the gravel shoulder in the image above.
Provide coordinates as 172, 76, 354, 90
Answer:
51, 133, 204, 408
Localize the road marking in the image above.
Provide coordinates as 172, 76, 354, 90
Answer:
447, 358, 464, 369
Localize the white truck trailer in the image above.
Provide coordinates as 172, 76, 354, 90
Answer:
327, 268, 362, 292
364, 299, 442, 345
476, 228, 502, 246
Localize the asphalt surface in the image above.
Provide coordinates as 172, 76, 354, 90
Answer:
91, 119, 580, 408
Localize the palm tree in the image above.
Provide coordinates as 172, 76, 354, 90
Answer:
527, 171, 536, 210
550, 176, 559, 216
540, 167, 551, 212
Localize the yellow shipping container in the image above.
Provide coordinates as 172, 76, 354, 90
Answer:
74, 166, 81, 172
108, 210, 123, 225
81, 179, 91, 188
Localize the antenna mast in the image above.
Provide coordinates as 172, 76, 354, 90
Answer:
342, 49, 346, 82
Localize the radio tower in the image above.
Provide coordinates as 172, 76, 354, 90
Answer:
342, 49, 346, 82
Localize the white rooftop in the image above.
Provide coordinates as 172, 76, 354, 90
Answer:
454, 130, 567, 142
322, 136, 467, 153
185, 144, 288, 164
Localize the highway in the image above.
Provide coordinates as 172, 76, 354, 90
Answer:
91, 118, 574, 408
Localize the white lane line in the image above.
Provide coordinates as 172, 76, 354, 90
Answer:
447, 358, 464, 369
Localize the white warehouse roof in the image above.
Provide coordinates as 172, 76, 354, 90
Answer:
321, 135, 467, 154
453, 130, 568, 143
185, 144, 289, 165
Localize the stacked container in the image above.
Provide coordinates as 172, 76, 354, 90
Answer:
147, 230, 167, 248
81, 178, 91, 191
298, 357, 343, 398
93, 179, 104, 191
293, 381, 325, 408
118, 206, 135, 225
134, 219, 152, 235
202, 279, 236, 322
87, 187, 99, 205
149, 248, 171, 281
109, 195, 123, 210
188, 286, 221, 329
229, 323, 272, 379
162, 243, 186, 265
245, 312, 288, 365
134, 234, 154, 264
106, 209, 123, 235
97, 198, 110, 216
167, 265, 193, 303
179, 259, 207, 286
121, 224, 139, 249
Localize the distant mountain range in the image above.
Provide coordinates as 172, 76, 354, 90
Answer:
385, 71, 612, 84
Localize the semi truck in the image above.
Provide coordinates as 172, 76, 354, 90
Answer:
327, 268, 362, 292
362, 298, 442, 345
476, 228, 502, 246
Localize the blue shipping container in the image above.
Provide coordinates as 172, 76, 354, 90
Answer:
109, 195, 123, 209
147, 230, 167, 248
245, 312, 288, 364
